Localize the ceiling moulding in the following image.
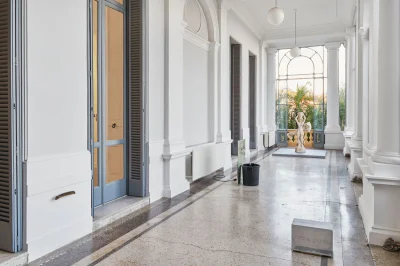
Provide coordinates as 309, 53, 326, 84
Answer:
263, 22, 346, 42
267, 34, 345, 50
227, 2, 264, 39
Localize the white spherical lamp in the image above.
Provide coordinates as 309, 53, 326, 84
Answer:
267, 7, 285, 26
290, 47, 301, 58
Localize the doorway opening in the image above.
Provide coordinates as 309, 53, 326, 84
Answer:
276, 46, 328, 149
230, 38, 241, 156
249, 53, 256, 150
89, 0, 147, 209
91, 0, 127, 206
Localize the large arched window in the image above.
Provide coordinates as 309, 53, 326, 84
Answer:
276, 46, 328, 148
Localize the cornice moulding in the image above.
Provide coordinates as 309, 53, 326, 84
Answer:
228, 4, 264, 39
263, 22, 346, 42
183, 29, 211, 51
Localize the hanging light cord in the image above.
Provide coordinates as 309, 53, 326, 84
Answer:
275, 0, 278, 7
294, 9, 297, 46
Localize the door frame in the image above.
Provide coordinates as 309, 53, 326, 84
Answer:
6, 0, 25, 252
248, 53, 257, 150
230, 39, 241, 156
87, 0, 149, 212
89, 0, 128, 207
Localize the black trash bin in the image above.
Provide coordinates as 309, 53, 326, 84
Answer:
241, 163, 260, 186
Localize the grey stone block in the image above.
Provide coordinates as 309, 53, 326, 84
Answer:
292, 218, 334, 257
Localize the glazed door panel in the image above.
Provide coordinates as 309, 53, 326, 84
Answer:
92, 0, 126, 206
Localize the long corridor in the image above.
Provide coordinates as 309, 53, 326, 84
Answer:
32, 151, 378, 266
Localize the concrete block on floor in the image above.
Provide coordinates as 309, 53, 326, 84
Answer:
292, 218, 334, 257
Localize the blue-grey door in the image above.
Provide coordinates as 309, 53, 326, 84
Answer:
92, 0, 127, 207
0, 0, 22, 252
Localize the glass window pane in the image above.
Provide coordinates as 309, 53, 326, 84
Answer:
314, 79, 324, 104
288, 57, 313, 76
324, 48, 328, 74
278, 56, 290, 76
277, 80, 287, 104
106, 145, 124, 184
276, 104, 288, 130
93, 0, 99, 143
278, 49, 290, 62
313, 46, 324, 56
313, 104, 325, 130
300, 47, 315, 58
106, 7, 124, 141
94, 148, 99, 187
312, 54, 323, 74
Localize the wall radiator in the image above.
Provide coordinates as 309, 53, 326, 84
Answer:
263, 131, 276, 148
268, 131, 276, 147
186, 143, 225, 182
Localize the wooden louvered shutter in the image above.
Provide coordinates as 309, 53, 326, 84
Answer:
128, 0, 146, 196
0, 0, 14, 252
231, 44, 241, 155
249, 56, 256, 149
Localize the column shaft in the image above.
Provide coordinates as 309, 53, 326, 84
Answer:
267, 48, 276, 131
374, 0, 400, 160
325, 42, 341, 132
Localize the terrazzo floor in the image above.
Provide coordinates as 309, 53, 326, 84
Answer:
30, 150, 400, 266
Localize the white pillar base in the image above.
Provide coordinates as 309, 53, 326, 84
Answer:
359, 156, 400, 245
324, 128, 345, 150
348, 141, 363, 181
343, 130, 354, 156
162, 150, 190, 198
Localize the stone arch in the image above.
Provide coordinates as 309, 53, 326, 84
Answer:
183, 0, 219, 43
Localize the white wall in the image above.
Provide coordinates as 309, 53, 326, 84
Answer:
183, 40, 212, 147
25, 0, 92, 261
148, 0, 165, 203
228, 11, 262, 154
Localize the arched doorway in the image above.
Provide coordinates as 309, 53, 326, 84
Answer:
276, 46, 327, 149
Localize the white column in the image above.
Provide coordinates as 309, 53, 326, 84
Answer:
358, 0, 400, 246
216, 1, 230, 144
210, 42, 220, 143
360, 26, 369, 153
257, 41, 268, 150
343, 29, 356, 156
216, 1, 234, 171
324, 42, 344, 150
348, 14, 364, 180
162, 0, 190, 198
266, 48, 277, 146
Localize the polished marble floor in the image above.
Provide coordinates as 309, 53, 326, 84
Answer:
31, 150, 399, 266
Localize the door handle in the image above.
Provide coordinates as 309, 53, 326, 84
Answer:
55, 191, 76, 200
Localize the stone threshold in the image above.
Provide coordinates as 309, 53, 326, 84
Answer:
93, 196, 150, 232
0, 251, 28, 266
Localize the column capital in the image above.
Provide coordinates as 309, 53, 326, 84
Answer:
259, 40, 268, 48
267, 47, 277, 55
325, 42, 341, 50
359, 27, 370, 41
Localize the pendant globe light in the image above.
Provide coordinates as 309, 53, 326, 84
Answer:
290, 9, 301, 58
267, 0, 284, 26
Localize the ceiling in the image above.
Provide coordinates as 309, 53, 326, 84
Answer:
229, 0, 356, 46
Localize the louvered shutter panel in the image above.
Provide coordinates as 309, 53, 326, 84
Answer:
128, 0, 146, 196
231, 45, 241, 155
0, 0, 14, 252
249, 56, 256, 149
